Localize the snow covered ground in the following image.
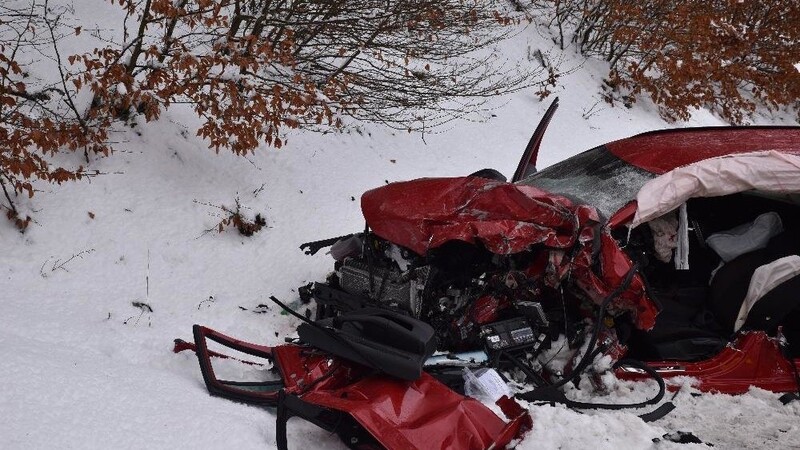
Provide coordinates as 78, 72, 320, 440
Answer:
2, 8, 800, 450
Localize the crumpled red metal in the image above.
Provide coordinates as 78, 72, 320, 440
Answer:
618, 331, 800, 395
178, 325, 531, 450
361, 176, 659, 329
362, 177, 578, 256
301, 372, 531, 450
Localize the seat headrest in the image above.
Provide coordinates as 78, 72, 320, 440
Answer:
706, 212, 783, 262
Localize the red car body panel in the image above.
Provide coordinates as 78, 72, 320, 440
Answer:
605, 127, 800, 174
301, 372, 531, 450
620, 332, 800, 394
362, 176, 579, 257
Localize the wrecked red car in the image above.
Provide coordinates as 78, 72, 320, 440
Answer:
304, 100, 800, 396
179, 100, 800, 449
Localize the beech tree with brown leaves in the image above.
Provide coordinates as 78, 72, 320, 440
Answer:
75, 0, 536, 152
1, 0, 539, 229
533, 0, 800, 123
0, 1, 100, 230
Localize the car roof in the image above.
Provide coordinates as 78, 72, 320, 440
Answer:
605, 126, 800, 174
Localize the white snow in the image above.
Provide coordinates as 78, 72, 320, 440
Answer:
2, 5, 799, 450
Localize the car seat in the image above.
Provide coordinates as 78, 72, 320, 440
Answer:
630, 212, 800, 361
706, 227, 800, 357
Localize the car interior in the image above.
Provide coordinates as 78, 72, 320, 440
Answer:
619, 192, 800, 361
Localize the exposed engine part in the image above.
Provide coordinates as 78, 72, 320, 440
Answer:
330, 234, 362, 261
479, 306, 552, 387
517, 301, 549, 327
304, 231, 673, 416
481, 317, 548, 354
385, 243, 414, 271
313, 232, 560, 358
339, 257, 432, 318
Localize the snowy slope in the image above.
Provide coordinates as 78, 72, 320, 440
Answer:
2, 10, 799, 450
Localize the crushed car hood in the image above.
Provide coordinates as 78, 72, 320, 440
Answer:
362, 176, 589, 256
362, 176, 659, 329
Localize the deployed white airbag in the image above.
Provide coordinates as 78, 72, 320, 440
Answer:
735, 255, 800, 332
632, 151, 800, 227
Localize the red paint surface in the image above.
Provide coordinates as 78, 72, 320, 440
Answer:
605, 127, 800, 174
619, 332, 800, 394
362, 176, 577, 256
302, 373, 529, 450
